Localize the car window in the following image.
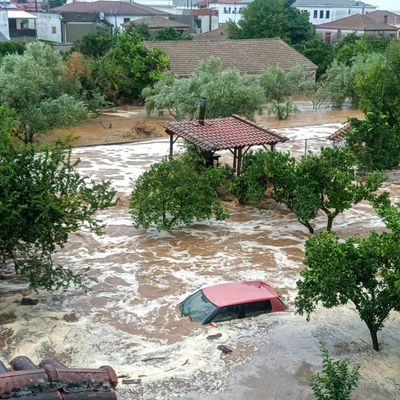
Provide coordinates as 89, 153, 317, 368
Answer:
213, 304, 241, 322
244, 300, 272, 318
180, 290, 218, 324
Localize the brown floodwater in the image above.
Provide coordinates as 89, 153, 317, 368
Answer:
1, 103, 399, 400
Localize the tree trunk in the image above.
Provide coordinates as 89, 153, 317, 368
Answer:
368, 325, 380, 351
326, 215, 334, 231
301, 220, 314, 234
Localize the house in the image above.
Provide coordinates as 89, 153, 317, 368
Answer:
51, 1, 170, 42
192, 22, 227, 38
193, 0, 252, 24
121, 15, 190, 32
365, 10, 400, 28
0, 3, 37, 41
315, 13, 399, 44
294, 0, 377, 24
143, 38, 317, 77
192, 8, 219, 32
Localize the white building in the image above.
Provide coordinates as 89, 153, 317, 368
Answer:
0, 10, 9, 40
193, 0, 252, 24
294, 0, 377, 24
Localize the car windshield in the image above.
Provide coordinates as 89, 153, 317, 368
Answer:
180, 290, 218, 324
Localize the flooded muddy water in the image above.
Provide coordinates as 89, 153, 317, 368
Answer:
1, 105, 399, 400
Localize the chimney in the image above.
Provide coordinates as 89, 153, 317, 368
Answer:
198, 96, 207, 125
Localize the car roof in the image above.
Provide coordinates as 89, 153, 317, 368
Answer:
202, 281, 279, 307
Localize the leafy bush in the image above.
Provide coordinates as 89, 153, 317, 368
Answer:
310, 345, 360, 400
130, 157, 229, 230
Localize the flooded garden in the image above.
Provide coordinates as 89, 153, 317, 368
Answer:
1, 104, 399, 400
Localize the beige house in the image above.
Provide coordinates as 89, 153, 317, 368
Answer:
315, 13, 399, 44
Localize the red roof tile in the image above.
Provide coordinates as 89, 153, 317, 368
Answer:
165, 115, 288, 151
315, 14, 397, 31
328, 123, 351, 143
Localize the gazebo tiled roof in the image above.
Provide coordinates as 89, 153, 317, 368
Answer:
328, 123, 351, 144
165, 114, 288, 151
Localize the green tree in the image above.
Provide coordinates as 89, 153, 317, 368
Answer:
260, 64, 308, 119
0, 41, 25, 61
0, 139, 115, 291
93, 30, 168, 101
143, 57, 264, 120
226, 0, 313, 44
125, 23, 152, 40
0, 105, 14, 143
236, 148, 382, 233
295, 39, 334, 79
130, 157, 229, 230
310, 345, 360, 400
295, 200, 400, 351
345, 113, 400, 171
154, 27, 192, 41
0, 42, 87, 144
72, 27, 115, 58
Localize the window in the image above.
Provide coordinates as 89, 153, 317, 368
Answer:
232, 7, 236, 14
123, 18, 130, 23
319, 10, 324, 19
313, 10, 318, 18
348, 9, 351, 15
51, 26, 57, 34
228, 7, 231, 13
213, 305, 241, 322
326, 10, 330, 19
244, 300, 272, 318
224, 7, 228, 13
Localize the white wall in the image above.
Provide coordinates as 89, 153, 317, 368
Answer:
34, 12, 62, 42
198, 14, 218, 32
297, 6, 377, 24
0, 11, 9, 40
209, 2, 246, 24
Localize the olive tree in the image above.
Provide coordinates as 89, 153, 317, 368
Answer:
143, 57, 264, 120
296, 199, 400, 350
0, 42, 87, 144
130, 157, 229, 230
0, 139, 115, 291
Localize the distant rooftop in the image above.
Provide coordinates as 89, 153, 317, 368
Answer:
366, 10, 400, 26
144, 38, 317, 76
294, 0, 376, 7
52, 1, 169, 16
122, 15, 190, 29
315, 13, 397, 30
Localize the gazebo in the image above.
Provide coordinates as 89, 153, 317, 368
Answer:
165, 114, 288, 175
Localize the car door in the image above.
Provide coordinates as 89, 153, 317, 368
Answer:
212, 304, 241, 322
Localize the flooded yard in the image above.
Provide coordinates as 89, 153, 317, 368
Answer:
0, 105, 399, 400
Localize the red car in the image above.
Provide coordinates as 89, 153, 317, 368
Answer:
180, 281, 287, 324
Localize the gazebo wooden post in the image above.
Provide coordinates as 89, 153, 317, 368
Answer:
233, 148, 237, 170
237, 147, 243, 176
169, 133, 174, 156
270, 143, 275, 151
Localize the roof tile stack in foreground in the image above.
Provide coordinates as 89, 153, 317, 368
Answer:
165, 115, 288, 151
144, 38, 317, 76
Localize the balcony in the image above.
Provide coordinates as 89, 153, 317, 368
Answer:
9, 28, 36, 38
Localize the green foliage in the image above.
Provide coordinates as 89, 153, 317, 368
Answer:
0, 105, 14, 143
0, 42, 88, 144
0, 41, 25, 61
130, 157, 229, 230
154, 27, 192, 41
92, 30, 169, 102
48, 0, 66, 8
143, 57, 264, 120
295, 205, 400, 351
72, 27, 115, 58
0, 140, 116, 291
226, 0, 314, 44
345, 113, 400, 171
236, 148, 382, 233
260, 64, 310, 119
125, 23, 152, 40
294, 39, 334, 79
310, 345, 360, 400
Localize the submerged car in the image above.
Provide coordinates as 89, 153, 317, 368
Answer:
180, 281, 287, 324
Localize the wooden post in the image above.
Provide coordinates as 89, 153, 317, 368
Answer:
169, 133, 174, 156
270, 144, 275, 151
237, 147, 243, 176
233, 148, 237, 170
